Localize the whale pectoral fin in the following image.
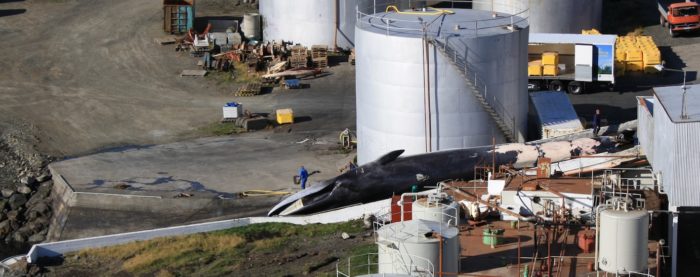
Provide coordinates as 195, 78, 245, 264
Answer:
377, 149, 405, 165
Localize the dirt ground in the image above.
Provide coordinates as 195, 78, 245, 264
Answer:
0, 0, 355, 158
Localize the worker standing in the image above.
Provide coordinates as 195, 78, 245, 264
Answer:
592, 109, 602, 136
298, 166, 309, 190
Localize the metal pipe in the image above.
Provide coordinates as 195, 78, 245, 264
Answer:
422, 25, 432, 153
333, 0, 338, 51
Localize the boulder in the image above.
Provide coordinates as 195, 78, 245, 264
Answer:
16, 184, 32, 195
6, 210, 20, 221
0, 220, 9, 235
26, 184, 51, 207
12, 231, 26, 243
0, 198, 7, 210
36, 173, 52, 183
8, 194, 27, 210
27, 233, 45, 244
1, 188, 14, 198
20, 176, 36, 186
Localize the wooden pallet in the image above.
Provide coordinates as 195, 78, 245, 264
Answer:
234, 83, 262, 97
312, 57, 328, 68
311, 45, 328, 59
291, 45, 308, 58
289, 55, 308, 68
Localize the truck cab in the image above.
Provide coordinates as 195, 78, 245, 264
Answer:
660, 1, 700, 37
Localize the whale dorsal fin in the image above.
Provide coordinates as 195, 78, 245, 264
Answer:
377, 150, 404, 165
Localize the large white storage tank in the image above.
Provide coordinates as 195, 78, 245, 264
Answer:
473, 0, 602, 34
258, 0, 358, 49
355, 1, 529, 164
598, 209, 649, 274
376, 219, 460, 275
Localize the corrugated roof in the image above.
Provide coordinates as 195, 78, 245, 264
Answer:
530, 91, 583, 130
654, 85, 700, 123
529, 33, 617, 45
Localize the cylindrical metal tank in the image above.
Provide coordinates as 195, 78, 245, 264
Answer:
412, 196, 460, 226
473, 0, 602, 34
377, 220, 460, 275
259, 0, 358, 49
598, 209, 649, 274
242, 13, 262, 40
355, 4, 529, 164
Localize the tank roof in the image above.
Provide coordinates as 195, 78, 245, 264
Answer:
654, 84, 700, 123
357, 8, 528, 39
376, 219, 459, 243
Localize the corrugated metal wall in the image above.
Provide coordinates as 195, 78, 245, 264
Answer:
637, 97, 654, 164
652, 99, 700, 207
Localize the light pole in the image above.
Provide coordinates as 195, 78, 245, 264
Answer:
655, 64, 689, 119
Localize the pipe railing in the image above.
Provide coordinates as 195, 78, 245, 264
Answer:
336, 252, 435, 277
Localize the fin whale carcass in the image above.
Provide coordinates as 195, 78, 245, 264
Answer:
268, 137, 627, 216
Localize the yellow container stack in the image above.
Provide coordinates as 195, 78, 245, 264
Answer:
582, 29, 601, 35
615, 35, 661, 74
528, 60, 543, 76
541, 52, 559, 76
543, 65, 559, 76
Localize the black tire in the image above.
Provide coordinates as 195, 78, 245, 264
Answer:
548, 80, 564, 92
567, 81, 584, 94
528, 80, 541, 91
660, 15, 667, 28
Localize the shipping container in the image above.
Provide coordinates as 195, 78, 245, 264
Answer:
163, 0, 195, 34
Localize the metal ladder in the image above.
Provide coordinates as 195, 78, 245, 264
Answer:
430, 39, 517, 142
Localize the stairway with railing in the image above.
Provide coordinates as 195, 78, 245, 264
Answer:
430, 38, 517, 142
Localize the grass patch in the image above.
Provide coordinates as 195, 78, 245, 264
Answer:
67, 220, 366, 276
206, 62, 260, 85
197, 122, 246, 136
344, 244, 379, 276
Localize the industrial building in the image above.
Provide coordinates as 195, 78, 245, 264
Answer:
637, 85, 700, 276
355, 2, 529, 164
473, 0, 602, 34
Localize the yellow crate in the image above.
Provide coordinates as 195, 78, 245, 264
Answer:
276, 108, 294, 124
615, 50, 627, 61
541, 52, 559, 66
626, 61, 644, 72
528, 60, 543, 76
543, 65, 559, 76
625, 49, 643, 61
615, 61, 626, 77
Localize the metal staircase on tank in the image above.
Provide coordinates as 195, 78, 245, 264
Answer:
430, 38, 517, 142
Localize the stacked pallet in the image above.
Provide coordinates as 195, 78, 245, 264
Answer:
234, 83, 262, 97
289, 45, 308, 68
616, 36, 661, 74
541, 52, 559, 76
311, 45, 328, 68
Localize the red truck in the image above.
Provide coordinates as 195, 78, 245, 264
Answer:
659, 0, 700, 37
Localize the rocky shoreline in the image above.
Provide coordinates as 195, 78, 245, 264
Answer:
0, 123, 54, 258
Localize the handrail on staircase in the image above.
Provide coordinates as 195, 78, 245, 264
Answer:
430, 38, 517, 142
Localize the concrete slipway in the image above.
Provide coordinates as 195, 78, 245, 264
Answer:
47, 131, 356, 240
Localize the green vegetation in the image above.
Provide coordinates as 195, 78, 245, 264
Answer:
66, 221, 369, 276
197, 122, 246, 136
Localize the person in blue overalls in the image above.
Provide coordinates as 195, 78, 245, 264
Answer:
298, 166, 309, 189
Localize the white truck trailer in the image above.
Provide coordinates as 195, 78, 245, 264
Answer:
528, 33, 617, 94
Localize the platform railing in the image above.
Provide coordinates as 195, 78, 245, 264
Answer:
356, 0, 529, 37
336, 252, 435, 277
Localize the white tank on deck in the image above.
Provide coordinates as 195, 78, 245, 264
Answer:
377, 219, 460, 275
473, 0, 602, 33
412, 193, 460, 227
598, 209, 649, 274
355, 2, 529, 164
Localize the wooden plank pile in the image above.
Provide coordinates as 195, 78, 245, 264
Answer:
234, 83, 262, 96
289, 45, 308, 68
311, 45, 328, 68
